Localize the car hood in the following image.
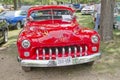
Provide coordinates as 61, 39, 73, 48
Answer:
20, 23, 97, 47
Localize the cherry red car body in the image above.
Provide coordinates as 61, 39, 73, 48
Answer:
17, 5, 101, 71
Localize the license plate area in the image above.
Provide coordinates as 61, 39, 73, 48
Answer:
56, 57, 72, 66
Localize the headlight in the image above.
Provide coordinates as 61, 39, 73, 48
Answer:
22, 40, 30, 48
91, 35, 99, 43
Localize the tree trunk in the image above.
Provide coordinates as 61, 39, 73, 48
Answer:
100, 0, 115, 42
18, 0, 21, 8
71, 0, 73, 4
13, 0, 17, 10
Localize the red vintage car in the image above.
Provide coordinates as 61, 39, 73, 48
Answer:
17, 5, 101, 71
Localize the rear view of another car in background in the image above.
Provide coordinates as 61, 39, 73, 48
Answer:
0, 10, 27, 30
0, 19, 8, 44
81, 5, 95, 15
73, 4, 81, 12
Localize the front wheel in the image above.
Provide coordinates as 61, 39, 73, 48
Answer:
16, 22, 21, 30
3, 30, 8, 43
22, 66, 31, 72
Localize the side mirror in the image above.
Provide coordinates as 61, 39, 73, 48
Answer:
27, 16, 33, 21
73, 15, 77, 20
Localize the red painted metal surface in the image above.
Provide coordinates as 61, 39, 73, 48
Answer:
17, 5, 100, 60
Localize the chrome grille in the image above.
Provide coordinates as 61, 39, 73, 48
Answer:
36, 45, 88, 60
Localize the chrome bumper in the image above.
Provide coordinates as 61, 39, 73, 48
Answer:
20, 52, 101, 67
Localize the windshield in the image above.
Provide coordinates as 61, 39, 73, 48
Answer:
30, 9, 73, 21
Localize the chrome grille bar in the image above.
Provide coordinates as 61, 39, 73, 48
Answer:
74, 47, 77, 57
62, 47, 65, 57
49, 48, 52, 60
55, 48, 59, 58
36, 49, 39, 60
80, 47, 82, 57
68, 47, 71, 56
43, 49, 45, 60
85, 46, 88, 56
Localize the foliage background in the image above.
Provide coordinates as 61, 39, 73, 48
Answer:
0, 0, 100, 5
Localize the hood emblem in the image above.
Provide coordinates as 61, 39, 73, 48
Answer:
60, 37, 65, 42
43, 31, 48, 36
60, 36, 68, 42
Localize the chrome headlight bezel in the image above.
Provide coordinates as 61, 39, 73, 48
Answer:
91, 35, 99, 43
22, 40, 31, 49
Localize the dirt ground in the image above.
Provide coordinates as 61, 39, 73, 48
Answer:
0, 30, 120, 80
0, 46, 120, 80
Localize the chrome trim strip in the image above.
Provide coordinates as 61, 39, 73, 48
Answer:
80, 47, 82, 57
49, 48, 52, 60
74, 47, 77, 57
56, 48, 59, 58
62, 47, 65, 57
43, 49, 45, 60
36, 49, 39, 60
68, 47, 71, 56
85, 46, 88, 56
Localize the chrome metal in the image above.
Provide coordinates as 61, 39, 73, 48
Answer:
55, 48, 59, 58
62, 47, 65, 57
85, 46, 88, 56
49, 48, 52, 60
80, 47, 82, 57
43, 49, 45, 60
21, 52, 101, 67
36, 49, 39, 60
74, 47, 77, 57
68, 47, 71, 56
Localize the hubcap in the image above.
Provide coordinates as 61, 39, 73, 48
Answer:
4, 31, 8, 42
17, 22, 21, 29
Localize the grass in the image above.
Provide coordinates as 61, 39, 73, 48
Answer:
76, 12, 120, 74
1, 29, 21, 48
76, 12, 94, 29
1, 12, 120, 74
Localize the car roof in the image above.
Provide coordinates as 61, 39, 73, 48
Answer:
0, 10, 23, 17
20, 5, 32, 11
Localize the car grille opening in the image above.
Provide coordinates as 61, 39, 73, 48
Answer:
35, 45, 88, 60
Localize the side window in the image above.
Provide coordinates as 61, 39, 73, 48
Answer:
20, 11, 27, 16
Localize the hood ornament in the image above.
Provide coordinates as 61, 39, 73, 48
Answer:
43, 31, 48, 36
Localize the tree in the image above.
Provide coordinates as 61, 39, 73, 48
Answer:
13, 0, 17, 10
18, 0, 21, 8
100, 0, 115, 41
2, 0, 13, 4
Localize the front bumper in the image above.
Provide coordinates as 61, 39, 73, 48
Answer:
20, 52, 101, 67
